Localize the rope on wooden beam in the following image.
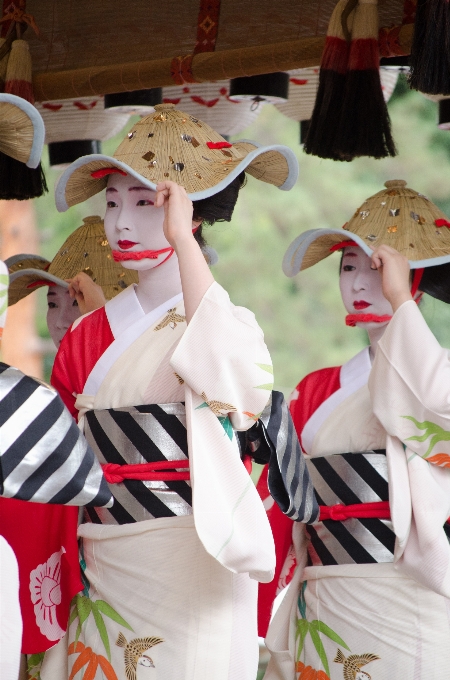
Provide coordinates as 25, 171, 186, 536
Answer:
32, 25, 413, 102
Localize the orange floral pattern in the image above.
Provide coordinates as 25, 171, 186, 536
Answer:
296, 660, 330, 680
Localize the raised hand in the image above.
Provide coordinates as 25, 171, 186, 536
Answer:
371, 244, 412, 312
154, 181, 200, 251
67, 272, 106, 315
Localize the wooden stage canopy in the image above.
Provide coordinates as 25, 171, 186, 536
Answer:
16, 0, 413, 101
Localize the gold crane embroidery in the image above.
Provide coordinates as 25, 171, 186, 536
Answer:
200, 392, 237, 416
116, 632, 164, 680
174, 372, 184, 385
154, 308, 186, 330
334, 649, 380, 680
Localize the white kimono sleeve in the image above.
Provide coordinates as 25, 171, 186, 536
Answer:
170, 282, 276, 582
369, 300, 450, 597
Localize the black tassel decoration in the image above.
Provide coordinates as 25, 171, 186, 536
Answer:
333, 0, 396, 160
303, 0, 355, 159
409, 0, 450, 95
0, 152, 47, 200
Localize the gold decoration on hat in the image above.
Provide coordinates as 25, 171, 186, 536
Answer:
59, 103, 295, 209
295, 179, 450, 272
7, 216, 138, 306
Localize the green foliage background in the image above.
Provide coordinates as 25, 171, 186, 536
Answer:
33, 75, 450, 389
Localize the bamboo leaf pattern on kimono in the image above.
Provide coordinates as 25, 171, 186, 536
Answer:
310, 620, 350, 650
68, 641, 118, 680
83, 657, 99, 680
27, 652, 45, 680
402, 416, 450, 457
70, 595, 134, 665
298, 581, 307, 618
92, 602, 112, 660
255, 363, 273, 375
296, 618, 309, 660
309, 624, 330, 676
296, 581, 349, 673
74, 595, 91, 642
254, 362, 274, 390
218, 415, 234, 440
95, 600, 134, 630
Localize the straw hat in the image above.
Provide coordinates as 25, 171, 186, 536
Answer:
0, 92, 44, 168
55, 102, 298, 211
283, 179, 450, 276
6, 215, 138, 306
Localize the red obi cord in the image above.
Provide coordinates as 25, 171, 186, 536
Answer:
102, 456, 253, 483
319, 501, 391, 521
102, 460, 190, 483
319, 501, 450, 524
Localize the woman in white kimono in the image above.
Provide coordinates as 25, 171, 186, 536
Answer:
41, 103, 300, 680
263, 180, 450, 680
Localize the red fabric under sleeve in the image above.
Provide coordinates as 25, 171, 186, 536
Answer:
51, 307, 114, 418
257, 365, 342, 637
290, 365, 341, 451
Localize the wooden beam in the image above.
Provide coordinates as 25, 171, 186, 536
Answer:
32, 23, 414, 102
32, 36, 326, 101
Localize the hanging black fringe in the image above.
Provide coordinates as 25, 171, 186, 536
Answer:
303, 0, 353, 160
409, 0, 450, 95
334, 68, 397, 160
0, 152, 48, 200
331, 0, 396, 161
303, 66, 349, 160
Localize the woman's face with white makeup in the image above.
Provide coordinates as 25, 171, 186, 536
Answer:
103, 173, 170, 271
339, 246, 393, 328
46, 284, 80, 348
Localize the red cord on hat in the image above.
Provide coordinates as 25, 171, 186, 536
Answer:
329, 240, 357, 252
91, 168, 127, 179
206, 141, 232, 149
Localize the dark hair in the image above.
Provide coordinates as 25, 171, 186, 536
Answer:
192, 172, 246, 249
420, 262, 450, 304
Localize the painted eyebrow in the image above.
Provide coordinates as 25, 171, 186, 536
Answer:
128, 187, 155, 193
47, 290, 56, 296
343, 252, 357, 258
105, 187, 117, 194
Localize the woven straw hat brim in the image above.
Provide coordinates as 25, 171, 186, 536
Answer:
0, 93, 45, 168
9, 268, 67, 306
284, 180, 450, 276
283, 228, 450, 277
6, 218, 138, 305
47, 217, 138, 298
55, 142, 298, 212
4, 254, 61, 306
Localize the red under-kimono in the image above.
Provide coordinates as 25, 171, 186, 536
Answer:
257, 365, 341, 637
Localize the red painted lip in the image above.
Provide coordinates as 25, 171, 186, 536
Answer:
353, 300, 370, 310
118, 240, 138, 250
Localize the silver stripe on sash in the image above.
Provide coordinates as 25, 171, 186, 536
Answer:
306, 452, 395, 566
84, 403, 192, 524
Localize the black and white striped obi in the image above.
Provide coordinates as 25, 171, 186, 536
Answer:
83, 403, 191, 524
306, 450, 394, 565
0, 362, 112, 507
305, 450, 450, 566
